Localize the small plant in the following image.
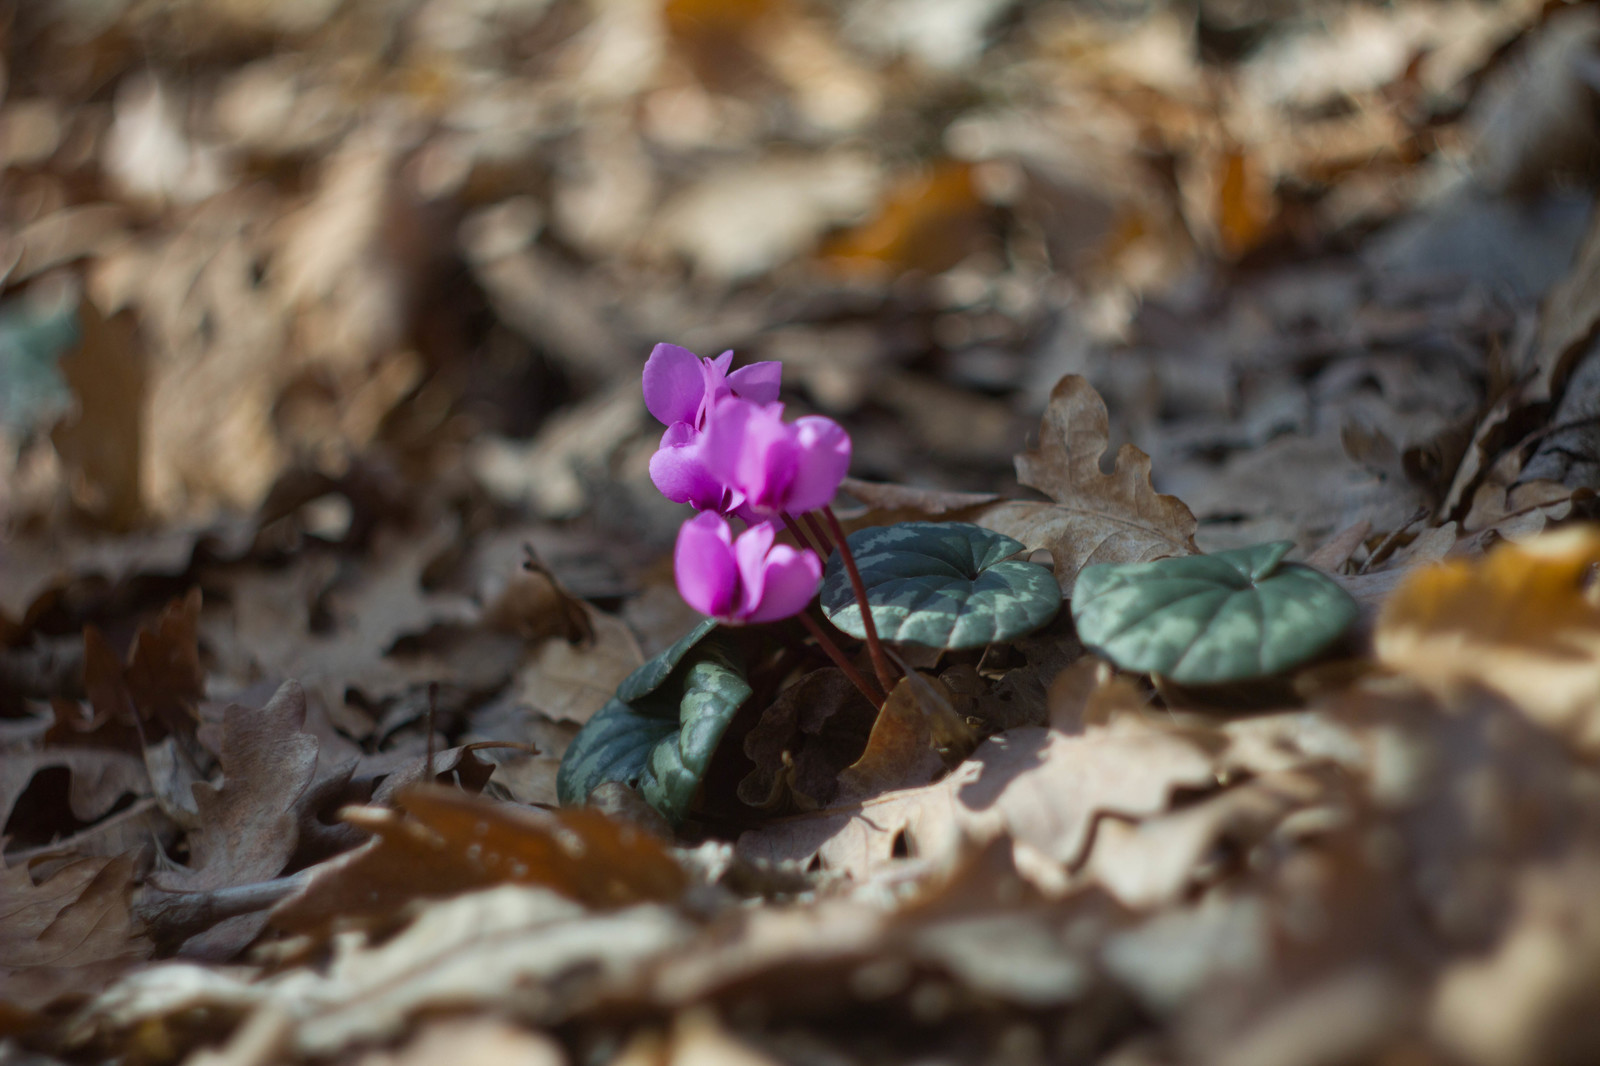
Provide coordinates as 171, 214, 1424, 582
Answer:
1070, 541, 1359, 684
557, 343, 1062, 823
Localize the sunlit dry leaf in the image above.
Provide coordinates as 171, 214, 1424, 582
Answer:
737, 719, 1214, 884
974, 375, 1198, 595
1430, 852, 1600, 1066
86, 886, 692, 1060
353, 1017, 566, 1066
1086, 771, 1325, 909
514, 606, 644, 725
655, 151, 880, 282
271, 784, 685, 933
1375, 527, 1600, 753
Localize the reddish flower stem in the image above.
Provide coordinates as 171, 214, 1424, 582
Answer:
798, 611, 885, 707
780, 512, 821, 556
802, 512, 835, 558
823, 505, 897, 695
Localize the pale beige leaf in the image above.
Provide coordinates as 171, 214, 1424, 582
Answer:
974, 375, 1198, 595
736, 719, 1215, 883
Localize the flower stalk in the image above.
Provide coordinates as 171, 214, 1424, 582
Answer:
798, 611, 885, 706
824, 505, 897, 695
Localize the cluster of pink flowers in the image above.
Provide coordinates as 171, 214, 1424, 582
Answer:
644, 343, 850, 625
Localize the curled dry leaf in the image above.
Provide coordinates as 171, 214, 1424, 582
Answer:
271, 784, 686, 933
975, 375, 1199, 596
832, 674, 952, 806
1375, 527, 1600, 753
737, 718, 1215, 885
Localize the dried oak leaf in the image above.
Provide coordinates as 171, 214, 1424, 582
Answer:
0, 853, 151, 1015
83, 588, 206, 743
831, 674, 951, 806
974, 375, 1198, 596
148, 680, 319, 957
0, 749, 149, 845
513, 605, 643, 726
1375, 526, 1600, 753
737, 718, 1216, 883
738, 667, 878, 810
271, 783, 686, 934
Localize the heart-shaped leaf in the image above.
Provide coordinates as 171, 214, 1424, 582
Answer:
1071, 541, 1358, 684
557, 628, 750, 826
821, 522, 1062, 650
616, 616, 718, 703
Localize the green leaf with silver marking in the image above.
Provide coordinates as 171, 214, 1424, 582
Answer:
821, 521, 1062, 650
556, 626, 750, 826
1070, 540, 1358, 684
638, 642, 750, 822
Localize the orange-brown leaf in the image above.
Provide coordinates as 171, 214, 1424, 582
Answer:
272, 785, 686, 932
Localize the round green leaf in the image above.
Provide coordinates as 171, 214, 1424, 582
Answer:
640, 644, 750, 822
617, 616, 719, 704
556, 632, 751, 826
821, 522, 1062, 650
1070, 541, 1359, 684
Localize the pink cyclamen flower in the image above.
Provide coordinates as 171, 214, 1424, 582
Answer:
701, 397, 851, 518
675, 513, 822, 624
644, 343, 781, 511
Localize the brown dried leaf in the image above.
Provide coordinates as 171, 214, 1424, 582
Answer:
1086, 771, 1326, 909
1430, 852, 1600, 1066
49, 302, 146, 529
834, 477, 1000, 533
150, 681, 320, 956
0, 854, 151, 1013
737, 719, 1215, 883
271, 785, 686, 933
353, 1017, 566, 1066
832, 676, 949, 806
513, 606, 643, 726
738, 668, 877, 810
974, 376, 1198, 595
0, 748, 149, 841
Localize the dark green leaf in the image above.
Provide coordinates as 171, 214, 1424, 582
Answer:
1070, 540, 1359, 684
556, 629, 751, 826
617, 616, 719, 704
821, 522, 1062, 650
640, 642, 751, 822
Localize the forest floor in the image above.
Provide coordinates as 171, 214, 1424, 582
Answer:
6, 0, 1600, 1063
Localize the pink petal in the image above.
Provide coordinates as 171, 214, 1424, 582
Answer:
643, 343, 705, 427
704, 399, 796, 516
675, 513, 738, 618
783, 416, 852, 514
746, 544, 823, 623
726, 361, 782, 405
732, 522, 778, 618
650, 424, 728, 511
